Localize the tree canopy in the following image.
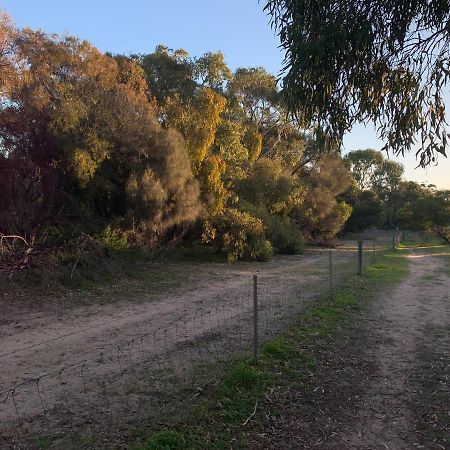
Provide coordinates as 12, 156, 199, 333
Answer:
265, 0, 450, 166
0, 20, 201, 243
344, 149, 404, 194
397, 188, 450, 244
1, 7, 448, 275
0, 10, 360, 267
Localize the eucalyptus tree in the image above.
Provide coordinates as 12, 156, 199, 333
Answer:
344, 149, 404, 194
265, 0, 450, 166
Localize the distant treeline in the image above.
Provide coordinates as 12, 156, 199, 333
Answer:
0, 11, 448, 273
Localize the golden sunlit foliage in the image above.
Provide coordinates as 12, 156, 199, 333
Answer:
0, 14, 200, 250
166, 87, 226, 173
1, 9, 374, 267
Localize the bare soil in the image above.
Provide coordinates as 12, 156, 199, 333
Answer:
246, 248, 450, 449
0, 248, 363, 447
0, 253, 323, 390
0, 235, 392, 448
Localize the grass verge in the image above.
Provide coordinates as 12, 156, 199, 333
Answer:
134, 250, 410, 450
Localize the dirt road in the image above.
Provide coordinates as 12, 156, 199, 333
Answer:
0, 253, 325, 390
340, 249, 450, 449
1, 247, 367, 445
247, 247, 450, 449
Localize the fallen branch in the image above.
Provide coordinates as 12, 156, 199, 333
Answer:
0, 234, 29, 246
0, 233, 34, 279
242, 400, 258, 426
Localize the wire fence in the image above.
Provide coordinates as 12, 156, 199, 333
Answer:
0, 233, 402, 449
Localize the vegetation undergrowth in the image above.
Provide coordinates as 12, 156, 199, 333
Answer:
399, 235, 446, 249
134, 250, 410, 450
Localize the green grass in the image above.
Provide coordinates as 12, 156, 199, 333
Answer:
34, 436, 50, 450
2, 242, 228, 305
399, 231, 447, 249
142, 430, 185, 450
1, 253, 193, 306
134, 250, 410, 450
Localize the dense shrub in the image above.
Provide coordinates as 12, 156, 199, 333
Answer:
98, 225, 130, 252
235, 204, 304, 255
0, 26, 201, 252
0, 13, 361, 279
263, 214, 304, 254
202, 209, 272, 262
343, 191, 386, 233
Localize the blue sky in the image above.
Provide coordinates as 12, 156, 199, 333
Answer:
2, 0, 449, 188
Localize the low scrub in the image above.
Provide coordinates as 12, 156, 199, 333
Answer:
202, 208, 273, 262
261, 213, 304, 255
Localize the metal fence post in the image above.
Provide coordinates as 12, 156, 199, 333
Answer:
253, 275, 258, 364
392, 231, 396, 252
358, 240, 363, 275
373, 242, 376, 263
329, 250, 333, 295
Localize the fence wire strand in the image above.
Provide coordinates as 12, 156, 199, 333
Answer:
0, 235, 399, 448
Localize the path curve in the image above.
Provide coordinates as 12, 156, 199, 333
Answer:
341, 249, 450, 449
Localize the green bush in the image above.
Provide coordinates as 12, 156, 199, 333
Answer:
143, 429, 184, 450
203, 208, 273, 262
236, 204, 304, 255
262, 213, 304, 255
98, 225, 130, 252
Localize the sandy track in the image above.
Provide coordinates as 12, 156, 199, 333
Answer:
0, 253, 325, 389
1, 233, 395, 450
340, 249, 450, 449
1, 249, 366, 446
242, 246, 450, 450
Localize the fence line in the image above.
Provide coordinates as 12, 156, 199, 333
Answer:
0, 235, 400, 448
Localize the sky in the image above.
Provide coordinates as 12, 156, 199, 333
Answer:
2, 0, 449, 189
